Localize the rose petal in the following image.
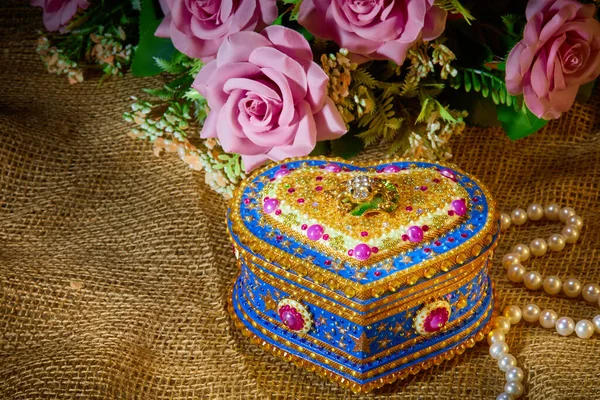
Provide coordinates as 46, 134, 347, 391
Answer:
422, 5, 447, 41
257, 0, 279, 28
249, 47, 307, 104
304, 61, 328, 112
375, 40, 413, 65
260, 67, 295, 127
217, 95, 270, 155
193, 62, 262, 109
267, 101, 317, 160
314, 97, 347, 140
169, 19, 222, 61
192, 60, 218, 96
199, 110, 218, 139
261, 25, 313, 61
155, 14, 172, 38
216, 31, 273, 65
223, 77, 281, 100
241, 154, 270, 172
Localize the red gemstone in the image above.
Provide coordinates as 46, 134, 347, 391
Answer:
448, 237, 455, 243
433, 178, 440, 183
315, 186, 323, 191
243, 198, 250, 204
264, 197, 269, 202
276, 235, 283, 241
420, 186, 428, 191
374, 271, 382, 276
434, 240, 442, 246
297, 198, 305, 203
422, 225, 429, 232
372, 247, 379, 253
301, 224, 308, 230
281, 165, 288, 169
401, 234, 409, 241
448, 210, 455, 216
424, 247, 431, 253
423, 307, 449, 333
288, 188, 295, 193
406, 206, 413, 212
361, 231, 368, 237
472, 197, 479, 202
316, 176, 323, 181
324, 260, 332, 266
461, 233, 468, 238
275, 209, 282, 215
322, 234, 329, 240
347, 249, 354, 256
279, 305, 305, 331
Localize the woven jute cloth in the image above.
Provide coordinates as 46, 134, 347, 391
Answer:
2, 3, 600, 399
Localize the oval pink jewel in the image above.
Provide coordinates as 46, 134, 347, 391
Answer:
407, 226, 424, 243
263, 198, 279, 214
325, 163, 342, 173
383, 165, 401, 173
451, 199, 467, 216
279, 305, 304, 331
306, 224, 324, 240
423, 307, 449, 333
439, 168, 456, 181
353, 244, 371, 261
274, 168, 290, 179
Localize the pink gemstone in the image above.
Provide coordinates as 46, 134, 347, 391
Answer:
263, 198, 279, 214
276, 235, 283, 241
360, 231, 368, 237
383, 165, 401, 173
279, 305, 305, 331
274, 168, 290, 179
307, 224, 324, 240
374, 271, 382, 276
439, 168, 456, 181
325, 163, 342, 173
275, 209, 282, 215
451, 199, 467, 216
406, 206, 413, 212
406, 226, 424, 243
353, 244, 371, 261
315, 186, 323, 191
264, 197, 269, 202
347, 249, 354, 256
322, 234, 329, 240
372, 247, 379, 253
423, 307, 449, 333
243, 198, 250, 205
301, 224, 308, 230
420, 186, 428, 191
297, 198, 305, 204
288, 188, 295, 193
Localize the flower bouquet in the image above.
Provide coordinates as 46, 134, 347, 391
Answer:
32, 0, 600, 197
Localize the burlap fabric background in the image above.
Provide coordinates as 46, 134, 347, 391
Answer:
1, 3, 599, 399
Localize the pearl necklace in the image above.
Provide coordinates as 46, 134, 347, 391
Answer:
489, 204, 588, 400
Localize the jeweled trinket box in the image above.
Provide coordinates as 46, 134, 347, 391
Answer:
227, 157, 499, 393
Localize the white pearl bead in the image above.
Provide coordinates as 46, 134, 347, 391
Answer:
575, 320, 594, 339
530, 238, 548, 257
523, 271, 543, 291
503, 305, 522, 325
506, 366, 524, 382
562, 278, 582, 298
566, 215, 583, 230
559, 206, 576, 223
502, 253, 522, 270
510, 208, 528, 225
500, 213, 512, 231
543, 276, 562, 295
582, 283, 600, 303
522, 304, 541, 323
487, 329, 506, 345
555, 317, 575, 336
493, 316, 512, 334
592, 316, 600, 333
504, 381, 524, 398
507, 264, 526, 283
512, 244, 530, 262
561, 226, 580, 244
547, 233, 566, 252
498, 354, 517, 372
496, 393, 515, 400
490, 342, 509, 359
544, 203, 560, 220
526, 203, 544, 221
539, 309, 558, 329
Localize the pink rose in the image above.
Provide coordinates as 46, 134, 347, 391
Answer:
155, 0, 278, 62
298, 0, 447, 64
193, 26, 347, 172
506, 0, 600, 119
31, 0, 89, 32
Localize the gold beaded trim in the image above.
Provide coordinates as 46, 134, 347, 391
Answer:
228, 282, 497, 393
238, 252, 491, 325
229, 156, 498, 301
239, 278, 489, 365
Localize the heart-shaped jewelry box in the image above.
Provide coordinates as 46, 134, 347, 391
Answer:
227, 157, 499, 392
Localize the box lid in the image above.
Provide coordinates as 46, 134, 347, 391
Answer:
228, 157, 498, 301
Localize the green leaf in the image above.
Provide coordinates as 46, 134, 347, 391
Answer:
576, 80, 596, 104
331, 130, 365, 159
463, 71, 472, 92
309, 141, 330, 156
131, 0, 176, 77
497, 103, 548, 140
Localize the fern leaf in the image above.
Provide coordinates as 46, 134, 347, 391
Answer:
501, 14, 521, 35
435, 0, 475, 24
154, 57, 188, 74
352, 68, 378, 88
143, 87, 176, 101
